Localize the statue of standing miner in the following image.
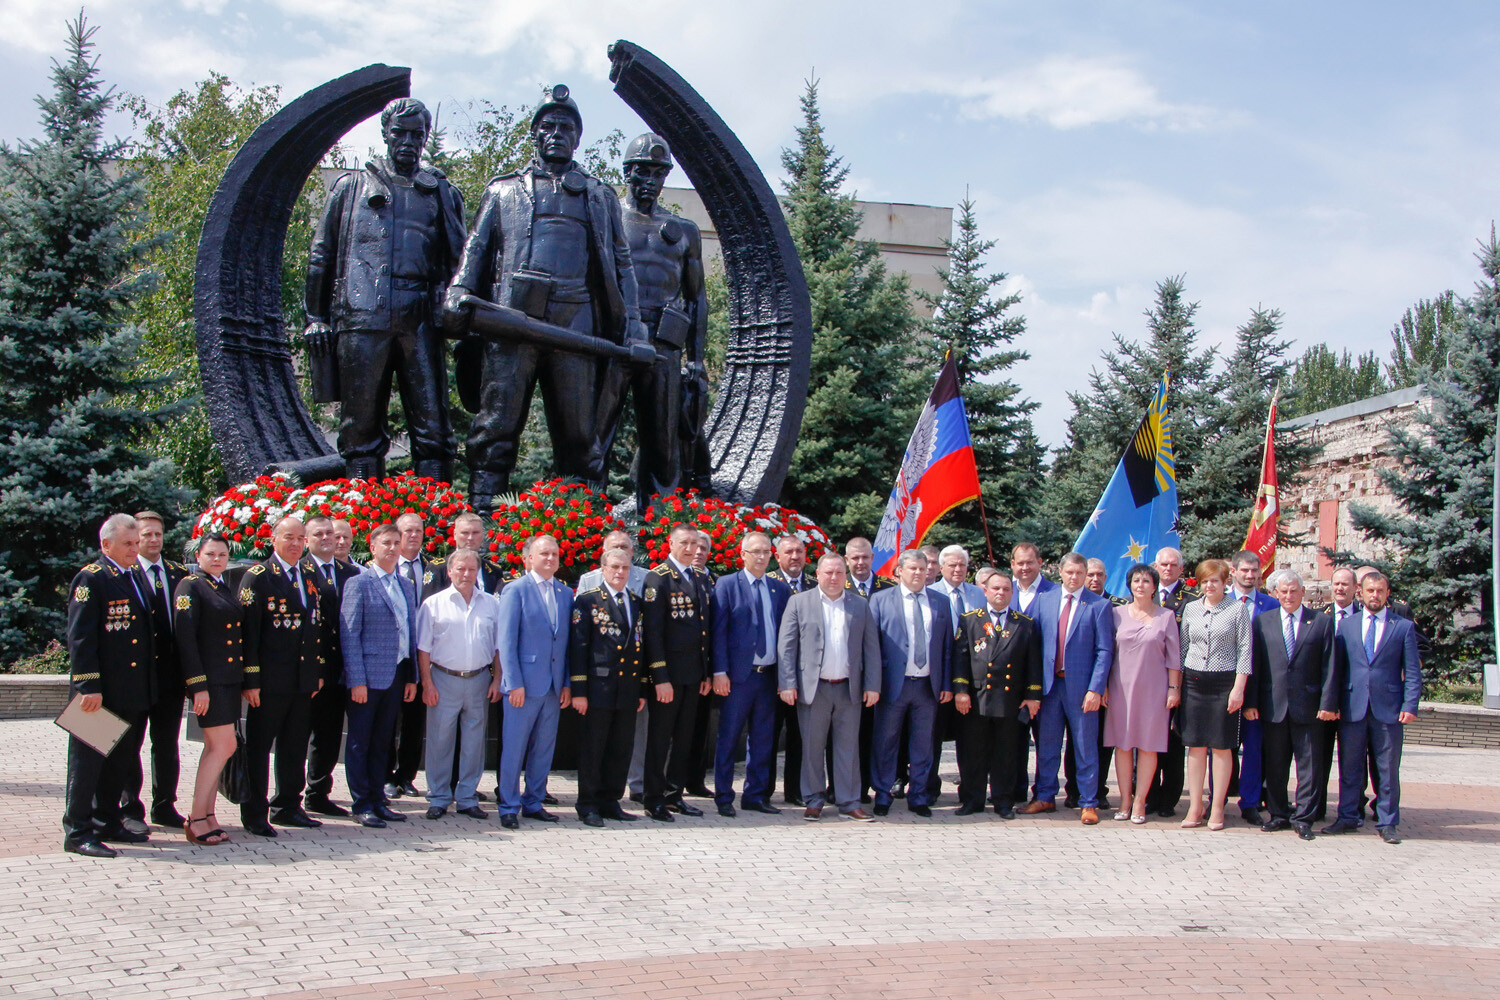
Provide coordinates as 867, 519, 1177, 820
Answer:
445, 85, 648, 513
303, 98, 466, 482
596, 134, 710, 509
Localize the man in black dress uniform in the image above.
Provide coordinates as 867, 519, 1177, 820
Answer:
63, 513, 157, 857
953, 569, 1042, 818
301, 514, 361, 816
237, 517, 324, 837
641, 523, 713, 821
570, 548, 648, 826
119, 510, 190, 830
388, 511, 442, 799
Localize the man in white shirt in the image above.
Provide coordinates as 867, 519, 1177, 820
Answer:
417, 549, 501, 820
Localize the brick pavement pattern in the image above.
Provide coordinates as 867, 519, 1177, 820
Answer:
1, 719, 1498, 999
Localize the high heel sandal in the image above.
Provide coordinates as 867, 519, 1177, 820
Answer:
184, 816, 229, 846
1180, 816, 1205, 829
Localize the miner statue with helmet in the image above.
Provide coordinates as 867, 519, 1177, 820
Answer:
445, 85, 649, 514
595, 133, 710, 509
303, 97, 467, 483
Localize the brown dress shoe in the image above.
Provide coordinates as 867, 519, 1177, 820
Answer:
1080, 807, 1100, 825
1019, 800, 1057, 815
803, 807, 823, 821
841, 808, 874, 822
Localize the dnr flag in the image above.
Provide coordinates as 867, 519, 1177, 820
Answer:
1073, 373, 1181, 599
872, 353, 982, 577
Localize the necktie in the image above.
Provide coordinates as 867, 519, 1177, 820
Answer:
1364, 614, 1378, 660
403, 560, 420, 601
751, 578, 767, 658
289, 564, 304, 609
950, 586, 965, 635
909, 592, 927, 669
149, 564, 171, 629
542, 580, 556, 631
858, 580, 868, 598
1056, 593, 1073, 676
321, 562, 334, 586
1284, 611, 1296, 659
1159, 588, 1168, 605
615, 589, 630, 628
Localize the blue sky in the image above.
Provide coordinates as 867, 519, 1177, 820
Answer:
4, 0, 1497, 448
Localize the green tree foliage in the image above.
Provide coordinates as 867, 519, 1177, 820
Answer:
1350, 235, 1500, 680
0, 16, 190, 658
777, 79, 920, 539
126, 74, 321, 501
914, 196, 1041, 563
1284, 343, 1387, 417
1040, 276, 1218, 558
1177, 307, 1317, 562
1387, 291, 1459, 388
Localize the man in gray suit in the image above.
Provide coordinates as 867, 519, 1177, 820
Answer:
777, 553, 882, 821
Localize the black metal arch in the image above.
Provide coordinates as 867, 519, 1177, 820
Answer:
194, 63, 411, 483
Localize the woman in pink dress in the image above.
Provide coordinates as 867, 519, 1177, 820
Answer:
1105, 563, 1182, 823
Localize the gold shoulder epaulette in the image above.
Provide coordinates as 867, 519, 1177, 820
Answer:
248, 564, 266, 576
1013, 611, 1033, 622
651, 564, 671, 576
83, 563, 101, 574
961, 607, 986, 618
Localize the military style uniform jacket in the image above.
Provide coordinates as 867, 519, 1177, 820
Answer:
138, 558, 190, 679
301, 556, 361, 684
768, 567, 815, 595
173, 573, 244, 695
1160, 583, 1197, 622
569, 586, 647, 710
65, 559, 156, 714
426, 555, 507, 596
642, 560, 713, 686
237, 558, 323, 694
953, 607, 1043, 719
845, 574, 893, 600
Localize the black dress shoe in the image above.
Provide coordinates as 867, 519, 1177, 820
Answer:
667, 801, 703, 817
65, 839, 117, 858
685, 784, 714, 798
120, 817, 150, 836
872, 804, 890, 817
954, 802, 981, 816
305, 796, 349, 817
860, 792, 872, 804
784, 795, 805, 807
1063, 795, 1080, 809
909, 805, 933, 817
717, 803, 738, 818
425, 806, 447, 820
373, 804, 406, 822
522, 808, 560, 822
457, 805, 488, 820
355, 812, 387, 828
1241, 807, 1265, 826
1320, 819, 1359, 835
476, 791, 491, 802
500, 813, 519, 829
397, 782, 421, 798
243, 819, 278, 838
628, 792, 645, 803
892, 781, 907, 799
1155, 806, 1177, 818
580, 812, 604, 827
743, 802, 782, 815
647, 805, 675, 822
996, 805, 1017, 820
151, 808, 187, 828
542, 793, 559, 806
272, 808, 322, 828
1294, 823, 1315, 841
1379, 826, 1402, 845
601, 805, 639, 822
96, 825, 149, 844
1260, 817, 1291, 832
383, 782, 403, 799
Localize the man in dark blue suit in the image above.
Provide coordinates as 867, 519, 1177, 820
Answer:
1230, 550, 1278, 825
1323, 571, 1421, 844
710, 531, 792, 817
867, 550, 953, 817
1020, 552, 1114, 825
339, 524, 420, 828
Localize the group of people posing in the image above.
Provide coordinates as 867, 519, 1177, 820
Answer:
60, 508, 1421, 858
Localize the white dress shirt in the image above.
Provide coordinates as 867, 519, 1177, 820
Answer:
1364, 607, 1389, 653
416, 587, 500, 672
1015, 577, 1043, 612
1058, 586, 1085, 645
371, 564, 410, 661
934, 578, 970, 636
902, 585, 933, 677
1279, 605, 1302, 645
139, 555, 173, 628
274, 553, 305, 608
1330, 600, 1356, 630
819, 591, 850, 681
603, 581, 632, 627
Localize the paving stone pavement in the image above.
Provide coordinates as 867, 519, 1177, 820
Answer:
2, 718, 1498, 999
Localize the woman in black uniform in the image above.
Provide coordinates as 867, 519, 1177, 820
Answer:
174, 533, 244, 845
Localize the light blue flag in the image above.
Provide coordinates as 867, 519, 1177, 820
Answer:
1073, 374, 1181, 599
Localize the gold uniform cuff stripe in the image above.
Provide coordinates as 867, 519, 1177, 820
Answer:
74, 672, 100, 681
185, 675, 208, 685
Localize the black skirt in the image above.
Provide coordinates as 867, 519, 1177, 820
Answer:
1178, 669, 1241, 750
200, 683, 243, 729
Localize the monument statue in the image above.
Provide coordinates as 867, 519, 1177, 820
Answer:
302, 97, 466, 482
595, 133, 709, 509
444, 85, 649, 513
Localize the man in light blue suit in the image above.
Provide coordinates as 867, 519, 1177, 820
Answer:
867, 550, 953, 817
1020, 551, 1114, 824
1230, 550, 1279, 825
710, 531, 792, 816
340, 524, 419, 828
1323, 570, 1421, 844
494, 534, 573, 829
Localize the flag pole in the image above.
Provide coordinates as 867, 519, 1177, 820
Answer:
975, 486, 997, 568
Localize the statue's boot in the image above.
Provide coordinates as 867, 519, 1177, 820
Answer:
347, 456, 384, 482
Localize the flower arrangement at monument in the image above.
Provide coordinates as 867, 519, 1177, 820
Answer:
744, 502, 832, 565
193, 472, 471, 559
486, 480, 626, 580
638, 490, 831, 576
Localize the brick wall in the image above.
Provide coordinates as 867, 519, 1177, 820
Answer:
0, 675, 70, 720
1407, 701, 1500, 749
